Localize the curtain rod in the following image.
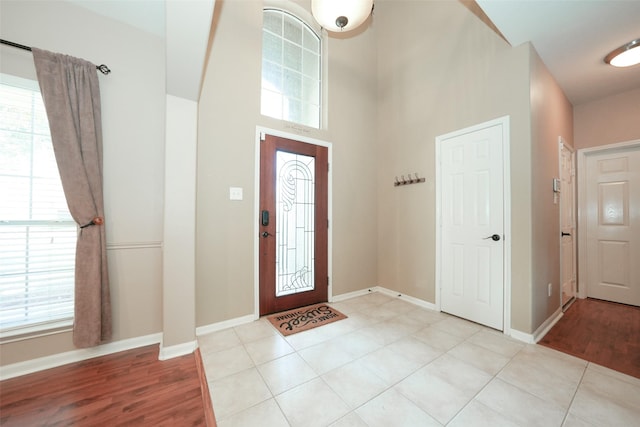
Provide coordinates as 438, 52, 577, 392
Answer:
0, 39, 111, 75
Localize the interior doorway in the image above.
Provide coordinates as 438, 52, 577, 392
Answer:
578, 140, 640, 307
436, 116, 511, 331
258, 131, 329, 316
559, 138, 577, 310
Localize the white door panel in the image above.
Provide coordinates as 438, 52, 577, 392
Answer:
440, 123, 504, 330
585, 147, 640, 306
559, 141, 577, 308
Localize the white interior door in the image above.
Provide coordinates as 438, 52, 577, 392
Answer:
559, 141, 577, 308
439, 121, 505, 330
584, 145, 640, 306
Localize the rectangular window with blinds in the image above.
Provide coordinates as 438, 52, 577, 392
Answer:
0, 74, 76, 340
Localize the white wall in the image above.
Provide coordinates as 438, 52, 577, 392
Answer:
0, 0, 165, 365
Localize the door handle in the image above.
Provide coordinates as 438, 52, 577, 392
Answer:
261, 231, 272, 238
561, 232, 571, 237
483, 234, 501, 241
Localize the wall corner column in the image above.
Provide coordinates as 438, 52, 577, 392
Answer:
160, 94, 198, 359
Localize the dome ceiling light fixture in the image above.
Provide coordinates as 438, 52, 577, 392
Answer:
604, 37, 640, 67
311, 0, 374, 33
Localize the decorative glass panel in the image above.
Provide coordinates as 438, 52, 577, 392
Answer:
275, 150, 315, 297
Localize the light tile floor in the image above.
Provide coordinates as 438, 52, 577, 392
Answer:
198, 292, 640, 427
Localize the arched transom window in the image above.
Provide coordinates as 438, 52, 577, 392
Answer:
261, 9, 321, 129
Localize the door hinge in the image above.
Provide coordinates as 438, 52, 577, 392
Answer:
327, 276, 330, 287
260, 132, 266, 141
327, 219, 330, 228
328, 163, 330, 172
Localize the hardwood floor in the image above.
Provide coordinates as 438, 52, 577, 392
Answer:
539, 298, 640, 379
0, 344, 213, 426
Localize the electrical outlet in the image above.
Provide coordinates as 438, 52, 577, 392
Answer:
548, 283, 552, 297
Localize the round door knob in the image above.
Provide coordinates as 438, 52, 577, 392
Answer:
484, 234, 501, 241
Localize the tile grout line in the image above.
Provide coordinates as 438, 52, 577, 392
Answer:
559, 362, 589, 427
441, 334, 528, 426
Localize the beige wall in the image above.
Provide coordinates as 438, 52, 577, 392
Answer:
1, 0, 586, 369
0, 1, 165, 365
574, 88, 640, 150
529, 48, 574, 330
374, 0, 534, 332
195, 0, 378, 327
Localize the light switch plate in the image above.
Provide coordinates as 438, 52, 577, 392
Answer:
229, 187, 243, 201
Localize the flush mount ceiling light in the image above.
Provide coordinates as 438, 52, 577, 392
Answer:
311, 0, 374, 33
604, 38, 640, 67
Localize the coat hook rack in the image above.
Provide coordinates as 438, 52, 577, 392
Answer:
394, 173, 426, 187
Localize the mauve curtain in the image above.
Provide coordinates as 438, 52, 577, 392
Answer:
32, 48, 112, 348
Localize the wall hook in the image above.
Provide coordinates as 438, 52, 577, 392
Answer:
393, 172, 426, 187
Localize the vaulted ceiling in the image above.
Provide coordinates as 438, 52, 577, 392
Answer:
477, 0, 640, 105
66, 0, 640, 106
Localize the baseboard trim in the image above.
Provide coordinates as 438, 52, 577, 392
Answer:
158, 339, 198, 361
330, 288, 374, 302
532, 307, 563, 343
507, 308, 563, 344
0, 333, 162, 381
195, 314, 258, 337
332, 286, 438, 311
374, 286, 438, 311
508, 329, 535, 344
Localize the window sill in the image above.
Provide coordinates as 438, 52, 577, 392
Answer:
0, 319, 73, 344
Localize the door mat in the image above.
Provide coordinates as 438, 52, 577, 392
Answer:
266, 303, 347, 336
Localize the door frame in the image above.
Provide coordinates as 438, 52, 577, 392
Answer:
558, 137, 577, 309
435, 116, 512, 335
577, 138, 640, 299
254, 126, 333, 317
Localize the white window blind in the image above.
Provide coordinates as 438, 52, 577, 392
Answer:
261, 9, 321, 129
0, 74, 76, 338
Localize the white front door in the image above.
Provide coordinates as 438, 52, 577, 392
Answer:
584, 145, 640, 306
438, 120, 506, 330
559, 140, 577, 308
